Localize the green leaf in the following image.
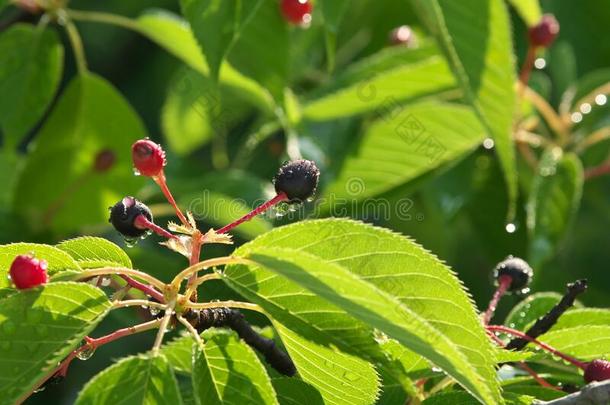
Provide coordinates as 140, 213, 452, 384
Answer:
135, 9, 274, 111
0, 243, 81, 288
223, 250, 383, 403
527, 152, 584, 268
76, 354, 183, 405
226, 0, 289, 101
231, 218, 501, 403
322, 101, 485, 201
0, 24, 63, 149
0, 282, 111, 404
320, 0, 348, 70
531, 326, 610, 361
180, 0, 263, 82
423, 391, 533, 405
502, 384, 564, 402
412, 0, 518, 219
269, 322, 381, 405
244, 247, 499, 404
303, 57, 456, 120
14, 73, 147, 233
504, 292, 564, 331
552, 308, 610, 330
272, 377, 323, 405
506, 0, 542, 26
162, 67, 216, 156
57, 237, 132, 269
192, 330, 278, 405
493, 349, 536, 364
161, 333, 193, 375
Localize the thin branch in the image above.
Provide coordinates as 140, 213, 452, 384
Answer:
151, 298, 176, 355
118, 274, 165, 303
63, 17, 88, 74
183, 273, 221, 303
71, 267, 165, 291
506, 280, 587, 350
170, 256, 253, 291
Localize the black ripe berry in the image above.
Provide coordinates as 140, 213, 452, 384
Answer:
493, 256, 533, 293
274, 159, 320, 203
109, 197, 152, 238
584, 359, 610, 383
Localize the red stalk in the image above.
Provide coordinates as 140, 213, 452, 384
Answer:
483, 275, 512, 325
153, 171, 189, 227
134, 214, 177, 240
217, 192, 288, 234
118, 274, 165, 303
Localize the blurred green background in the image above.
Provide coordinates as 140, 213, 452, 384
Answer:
0, 0, 609, 403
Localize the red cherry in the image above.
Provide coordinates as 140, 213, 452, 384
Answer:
280, 0, 312, 26
528, 14, 559, 48
584, 359, 610, 383
131, 139, 166, 177
9, 255, 49, 289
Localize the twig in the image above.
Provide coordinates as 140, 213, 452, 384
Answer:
574, 127, 610, 153
533, 380, 610, 404
170, 256, 252, 291
506, 280, 587, 350
486, 325, 587, 369
113, 300, 166, 310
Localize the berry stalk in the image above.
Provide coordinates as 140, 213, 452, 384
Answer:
483, 274, 512, 325
216, 192, 288, 234
486, 325, 588, 369
153, 172, 189, 227
133, 214, 177, 240
118, 274, 165, 303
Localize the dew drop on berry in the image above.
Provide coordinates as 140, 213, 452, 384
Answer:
124, 237, 139, 248
76, 346, 96, 361
133, 168, 142, 176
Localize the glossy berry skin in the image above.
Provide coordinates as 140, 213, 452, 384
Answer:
9, 255, 48, 289
492, 256, 533, 293
584, 359, 610, 383
131, 139, 166, 177
280, 0, 312, 25
528, 14, 559, 48
109, 197, 153, 238
274, 159, 319, 203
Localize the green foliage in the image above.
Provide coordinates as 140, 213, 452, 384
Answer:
1, 0, 609, 404
14, 73, 147, 233
75, 354, 182, 405
192, 330, 278, 405
527, 151, 584, 268
412, 0, 518, 219
57, 237, 132, 269
0, 282, 111, 404
0, 24, 63, 149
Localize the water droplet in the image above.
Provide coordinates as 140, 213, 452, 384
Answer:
132, 168, 141, 176
571, 112, 583, 123
149, 307, 160, 316
509, 323, 515, 328
140, 305, 148, 310
141, 230, 153, 240
33, 386, 45, 393
431, 367, 442, 373
3, 321, 16, 335
483, 138, 495, 149
505, 223, 517, 233
124, 237, 139, 248
519, 311, 526, 318
306, 196, 315, 203
595, 94, 607, 106
534, 58, 546, 69
101, 277, 111, 287
76, 346, 96, 361
580, 103, 592, 114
